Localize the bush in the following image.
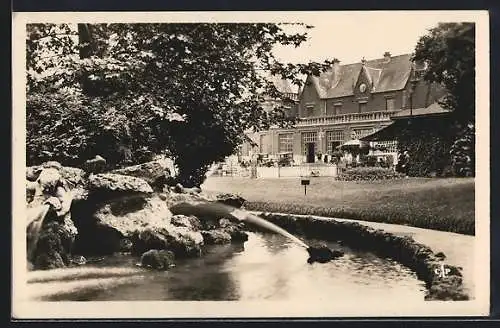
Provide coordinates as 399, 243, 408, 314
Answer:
338, 167, 405, 181
26, 91, 165, 169
363, 155, 378, 167
393, 117, 473, 177
450, 124, 475, 177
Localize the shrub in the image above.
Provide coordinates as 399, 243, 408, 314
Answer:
26, 91, 165, 169
363, 155, 378, 167
337, 167, 405, 181
450, 124, 475, 177
393, 117, 476, 178
398, 135, 451, 177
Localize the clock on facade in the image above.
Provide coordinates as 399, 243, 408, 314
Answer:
359, 83, 367, 93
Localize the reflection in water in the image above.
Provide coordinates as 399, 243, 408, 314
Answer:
36, 232, 426, 302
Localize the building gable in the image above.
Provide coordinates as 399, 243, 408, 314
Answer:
306, 53, 413, 100
353, 64, 374, 99
299, 75, 323, 117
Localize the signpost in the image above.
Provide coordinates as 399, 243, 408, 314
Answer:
301, 178, 310, 195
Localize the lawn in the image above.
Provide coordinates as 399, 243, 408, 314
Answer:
201, 177, 475, 235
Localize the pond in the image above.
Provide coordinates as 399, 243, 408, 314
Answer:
31, 232, 427, 302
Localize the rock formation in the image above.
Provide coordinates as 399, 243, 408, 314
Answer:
111, 160, 170, 191
26, 159, 249, 271
139, 249, 175, 270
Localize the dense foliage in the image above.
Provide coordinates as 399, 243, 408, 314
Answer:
337, 167, 405, 181
449, 124, 475, 177
411, 22, 475, 177
27, 23, 335, 186
395, 119, 454, 177
27, 90, 169, 167
413, 22, 475, 125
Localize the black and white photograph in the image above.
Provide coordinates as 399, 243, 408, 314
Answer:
12, 11, 489, 318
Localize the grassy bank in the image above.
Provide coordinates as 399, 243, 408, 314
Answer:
202, 177, 475, 235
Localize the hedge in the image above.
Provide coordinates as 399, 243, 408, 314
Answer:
338, 167, 405, 181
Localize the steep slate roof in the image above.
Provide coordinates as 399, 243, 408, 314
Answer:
310, 54, 413, 99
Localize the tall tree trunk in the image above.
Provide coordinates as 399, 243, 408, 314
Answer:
77, 23, 94, 95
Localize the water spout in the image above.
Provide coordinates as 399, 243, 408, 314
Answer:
159, 200, 341, 263
191, 201, 309, 249
230, 208, 309, 249
26, 204, 51, 264
228, 207, 343, 263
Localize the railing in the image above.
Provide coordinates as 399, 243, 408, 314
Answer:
296, 110, 399, 127
211, 165, 339, 178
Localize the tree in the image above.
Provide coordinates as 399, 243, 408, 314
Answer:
411, 22, 475, 177
26, 23, 335, 186
413, 22, 475, 125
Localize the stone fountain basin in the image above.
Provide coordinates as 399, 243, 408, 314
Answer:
247, 211, 473, 301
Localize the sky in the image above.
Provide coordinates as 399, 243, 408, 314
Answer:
28, 11, 479, 90
271, 12, 471, 65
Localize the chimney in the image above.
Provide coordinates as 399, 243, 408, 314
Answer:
331, 58, 341, 70
383, 51, 391, 62
331, 59, 341, 86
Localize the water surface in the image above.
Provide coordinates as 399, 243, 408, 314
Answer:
35, 232, 426, 302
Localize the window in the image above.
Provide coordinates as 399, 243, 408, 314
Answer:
327, 130, 344, 142
278, 133, 294, 153
326, 130, 344, 154
259, 134, 265, 153
386, 98, 395, 111
402, 90, 407, 108
304, 104, 315, 117
305, 103, 315, 111
326, 103, 342, 116
302, 132, 318, 154
358, 102, 367, 113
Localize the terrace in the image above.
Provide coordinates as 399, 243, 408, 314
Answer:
296, 110, 399, 127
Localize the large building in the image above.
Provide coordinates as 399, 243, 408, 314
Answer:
241, 52, 446, 164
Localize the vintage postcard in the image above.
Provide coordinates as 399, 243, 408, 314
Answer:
12, 10, 490, 318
